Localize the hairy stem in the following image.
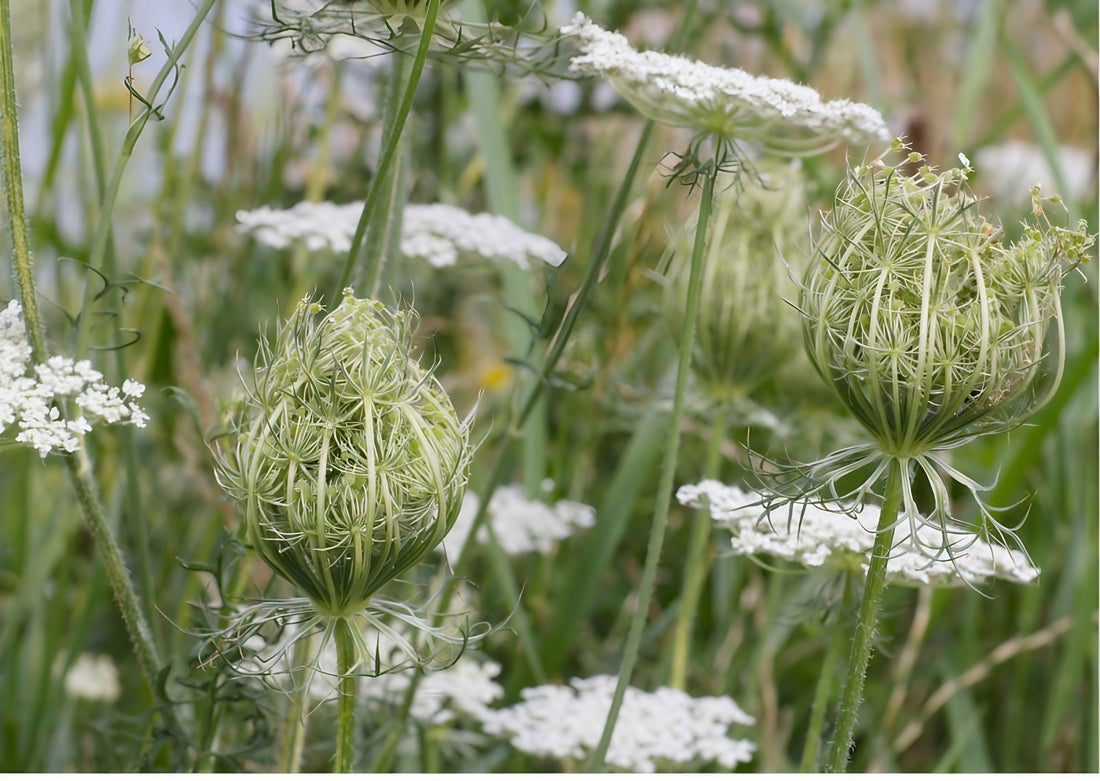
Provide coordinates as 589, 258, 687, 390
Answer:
825, 457, 904, 772
333, 617, 358, 772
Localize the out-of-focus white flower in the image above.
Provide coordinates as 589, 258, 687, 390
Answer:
480, 675, 756, 772
64, 653, 121, 703
439, 485, 596, 559
361, 657, 503, 724
559, 13, 889, 154
677, 480, 1041, 587
236, 202, 567, 268
0, 301, 149, 457
239, 620, 500, 722
975, 141, 1096, 206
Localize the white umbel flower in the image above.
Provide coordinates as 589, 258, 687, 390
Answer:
677, 480, 1040, 587
438, 484, 596, 559
63, 653, 122, 703
239, 622, 501, 722
1, 301, 149, 457
480, 675, 756, 772
560, 13, 889, 153
236, 202, 567, 268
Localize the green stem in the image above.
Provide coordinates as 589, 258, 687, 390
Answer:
588, 164, 719, 772
335, 0, 439, 297
278, 634, 316, 773
668, 406, 727, 690
64, 451, 161, 694
801, 607, 849, 772
1, 0, 194, 752
74, 0, 217, 360
333, 617, 358, 773
0, 0, 46, 362
824, 457, 904, 772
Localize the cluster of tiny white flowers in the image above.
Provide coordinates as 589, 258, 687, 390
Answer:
0, 301, 149, 457
240, 626, 501, 722
63, 653, 122, 703
480, 675, 756, 772
560, 13, 889, 149
361, 657, 504, 724
439, 485, 597, 559
677, 480, 1041, 587
236, 202, 567, 268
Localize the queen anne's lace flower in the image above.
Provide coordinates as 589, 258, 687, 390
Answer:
1, 301, 148, 457
235, 618, 500, 722
236, 202, 567, 268
560, 13, 889, 154
480, 675, 756, 772
438, 484, 596, 558
63, 653, 122, 703
677, 480, 1040, 587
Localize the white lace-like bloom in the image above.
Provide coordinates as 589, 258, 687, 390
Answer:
361, 657, 503, 724
240, 623, 500, 722
677, 480, 1040, 587
63, 653, 122, 703
236, 202, 567, 268
560, 13, 889, 154
438, 485, 596, 559
1, 301, 148, 457
480, 675, 756, 772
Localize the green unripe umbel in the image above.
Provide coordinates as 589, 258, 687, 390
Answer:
665, 164, 807, 402
215, 291, 472, 618
800, 143, 1093, 458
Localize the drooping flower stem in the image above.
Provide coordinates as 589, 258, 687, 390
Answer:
588, 162, 719, 772
669, 404, 727, 689
336, 0, 439, 297
333, 617, 359, 773
825, 457, 904, 772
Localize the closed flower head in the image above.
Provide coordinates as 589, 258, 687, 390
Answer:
802, 141, 1093, 458
214, 290, 472, 618
782, 139, 1094, 565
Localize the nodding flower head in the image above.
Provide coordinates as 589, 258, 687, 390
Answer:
801, 140, 1093, 458
214, 290, 473, 618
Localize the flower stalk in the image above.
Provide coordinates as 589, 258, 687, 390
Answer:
589, 162, 719, 771
336, 0, 440, 297
334, 617, 358, 772
825, 457, 903, 772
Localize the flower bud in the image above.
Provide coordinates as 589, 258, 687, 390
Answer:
214, 291, 472, 617
800, 144, 1093, 457
665, 165, 807, 402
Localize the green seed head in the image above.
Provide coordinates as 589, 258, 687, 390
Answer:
801, 142, 1093, 457
214, 291, 472, 617
666, 164, 807, 402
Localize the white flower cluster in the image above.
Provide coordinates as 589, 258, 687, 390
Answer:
236, 202, 567, 268
361, 657, 503, 725
439, 485, 597, 559
241, 626, 501, 722
480, 675, 756, 772
677, 480, 1041, 587
560, 13, 889, 150
1, 301, 148, 457
63, 653, 122, 703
